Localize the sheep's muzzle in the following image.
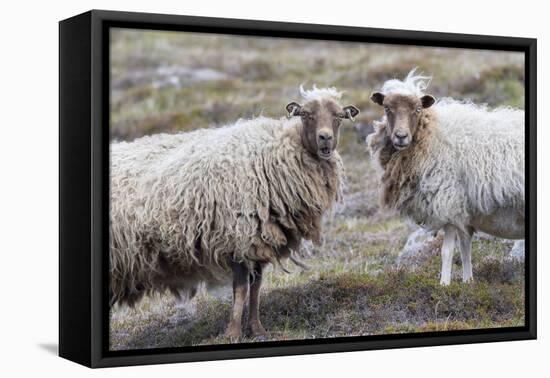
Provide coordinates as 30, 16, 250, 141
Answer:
391, 128, 411, 150
316, 128, 335, 159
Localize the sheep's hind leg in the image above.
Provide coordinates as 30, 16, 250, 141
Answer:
248, 262, 268, 339
440, 225, 457, 286
458, 228, 474, 283
226, 262, 249, 341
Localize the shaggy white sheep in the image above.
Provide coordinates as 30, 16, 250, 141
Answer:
110, 86, 359, 338
367, 69, 524, 285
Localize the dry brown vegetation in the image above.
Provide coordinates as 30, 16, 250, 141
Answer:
109, 29, 525, 350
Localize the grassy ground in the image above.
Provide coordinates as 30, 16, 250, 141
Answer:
109, 29, 525, 350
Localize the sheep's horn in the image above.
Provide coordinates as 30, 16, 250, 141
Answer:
289, 253, 310, 271
276, 256, 292, 273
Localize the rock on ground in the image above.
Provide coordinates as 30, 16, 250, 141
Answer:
509, 240, 525, 261
398, 228, 525, 264
397, 227, 441, 268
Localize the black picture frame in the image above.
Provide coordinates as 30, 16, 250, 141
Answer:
59, 9, 537, 368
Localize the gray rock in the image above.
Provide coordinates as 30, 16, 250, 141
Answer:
509, 240, 525, 261
477, 232, 524, 261
397, 227, 440, 267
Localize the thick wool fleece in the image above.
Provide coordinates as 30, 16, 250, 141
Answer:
368, 98, 524, 234
110, 117, 344, 306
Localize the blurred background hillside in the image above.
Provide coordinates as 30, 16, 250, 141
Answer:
109, 28, 525, 350
110, 28, 524, 141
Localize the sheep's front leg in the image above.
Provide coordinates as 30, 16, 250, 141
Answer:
440, 225, 457, 286
226, 262, 249, 340
249, 262, 268, 338
458, 229, 474, 283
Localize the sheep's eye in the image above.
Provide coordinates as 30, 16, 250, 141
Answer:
415, 107, 422, 113
384, 106, 391, 113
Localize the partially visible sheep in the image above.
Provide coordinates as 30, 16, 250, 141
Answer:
110, 86, 359, 339
367, 69, 524, 285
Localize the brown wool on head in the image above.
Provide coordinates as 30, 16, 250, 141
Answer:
368, 103, 438, 208
300, 99, 341, 157
286, 96, 359, 161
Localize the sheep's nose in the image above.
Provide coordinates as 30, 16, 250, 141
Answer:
318, 132, 333, 141
395, 131, 407, 139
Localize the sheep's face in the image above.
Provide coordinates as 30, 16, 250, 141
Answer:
286, 99, 359, 160
370, 92, 435, 150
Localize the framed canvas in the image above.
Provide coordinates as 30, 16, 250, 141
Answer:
59, 9, 537, 368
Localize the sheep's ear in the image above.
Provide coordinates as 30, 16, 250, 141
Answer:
370, 92, 385, 106
343, 105, 360, 121
421, 94, 436, 108
286, 102, 302, 117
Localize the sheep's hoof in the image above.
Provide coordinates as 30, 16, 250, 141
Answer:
249, 325, 269, 339
225, 326, 242, 342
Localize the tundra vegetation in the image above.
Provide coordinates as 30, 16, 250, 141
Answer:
109, 29, 525, 350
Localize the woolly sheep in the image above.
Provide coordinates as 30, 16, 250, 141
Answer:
110, 86, 359, 339
367, 69, 524, 285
